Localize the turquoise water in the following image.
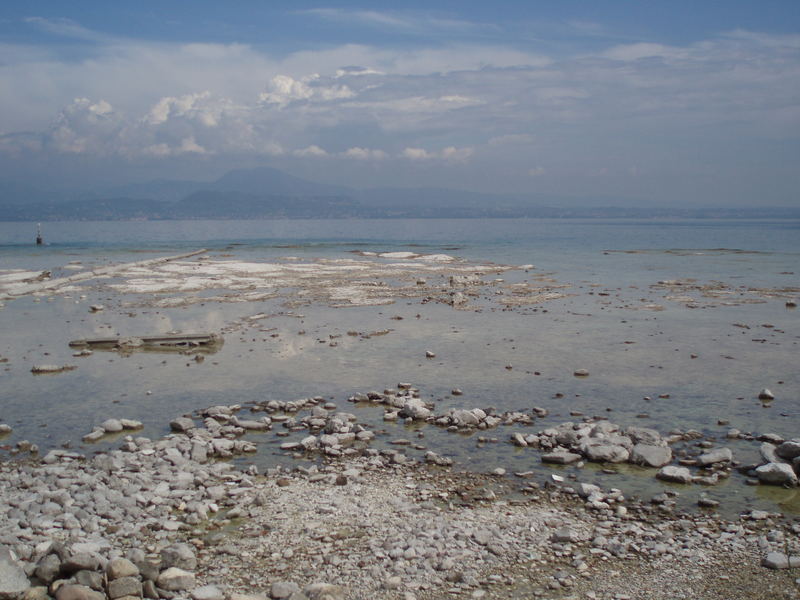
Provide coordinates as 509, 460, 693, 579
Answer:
1, 218, 798, 515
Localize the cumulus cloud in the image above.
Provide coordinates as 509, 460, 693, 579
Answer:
259, 74, 355, 107
342, 147, 387, 160
401, 146, 473, 161
293, 145, 329, 157
0, 21, 799, 203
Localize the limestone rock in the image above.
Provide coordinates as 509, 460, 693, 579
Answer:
696, 447, 733, 466
170, 417, 195, 432
271, 582, 301, 599
34, 553, 62, 584
776, 440, 800, 460
192, 585, 226, 600
157, 567, 196, 591
0, 546, 30, 600
102, 418, 124, 433
55, 585, 106, 600
580, 441, 630, 463
541, 452, 581, 465
304, 583, 346, 600
656, 465, 693, 484
756, 462, 798, 486
106, 558, 139, 580
61, 553, 100, 575
107, 577, 143, 600
630, 443, 672, 468
762, 552, 800, 569
398, 398, 431, 421
160, 543, 197, 571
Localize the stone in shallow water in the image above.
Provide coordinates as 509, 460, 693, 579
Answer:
756, 462, 798, 486
630, 443, 672, 468
696, 447, 732, 466
542, 452, 581, 465
656, 465, 693, 484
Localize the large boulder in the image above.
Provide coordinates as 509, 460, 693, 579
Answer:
0, 547, 30, 600
756, 462, 798, 486
580, 441, 630, 463
630, 444, 672, 468
776, 440, 800, 460
656, 465, 693, 484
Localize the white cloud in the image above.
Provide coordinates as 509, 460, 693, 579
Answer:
401, 146, 473, 161
401, 147, 432, 160
259, 74, 355, 107
0, 23, 798, 204
342, 147, 387, 160
293, 145, 328, 157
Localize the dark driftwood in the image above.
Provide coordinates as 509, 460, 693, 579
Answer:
69, 333, 223, 352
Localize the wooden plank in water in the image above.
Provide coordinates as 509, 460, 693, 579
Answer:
69, 333, 223, 349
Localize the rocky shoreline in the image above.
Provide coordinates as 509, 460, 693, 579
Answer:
2, 391, 799, 600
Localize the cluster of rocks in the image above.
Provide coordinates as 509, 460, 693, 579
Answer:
0, 540, 201, 600
82, 419, 143, 443
516, 419, 800, 492
348, 385, 547, 430
740, 439, 800, 487
520, 421, 675, 469
1, 389, 799, 600
278, 408, 375, 457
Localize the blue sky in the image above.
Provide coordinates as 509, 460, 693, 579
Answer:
1, 1, 799, 205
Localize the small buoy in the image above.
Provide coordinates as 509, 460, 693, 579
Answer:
758, 388, 775, 400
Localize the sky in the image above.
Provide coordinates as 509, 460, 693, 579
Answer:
1, 1, 799, 206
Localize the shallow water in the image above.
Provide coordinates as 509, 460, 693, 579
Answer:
0, 218, 798, 517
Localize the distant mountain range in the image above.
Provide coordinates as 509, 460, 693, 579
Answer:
1, 166, 798, 221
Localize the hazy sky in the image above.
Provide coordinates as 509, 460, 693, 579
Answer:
1, 1, 799, 205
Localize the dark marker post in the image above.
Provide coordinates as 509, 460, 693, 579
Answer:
36, 223, 43, 245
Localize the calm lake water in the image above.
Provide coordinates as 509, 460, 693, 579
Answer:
1, 218, 798, 516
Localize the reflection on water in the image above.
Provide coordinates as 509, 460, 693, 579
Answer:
0, 218, 798, 517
